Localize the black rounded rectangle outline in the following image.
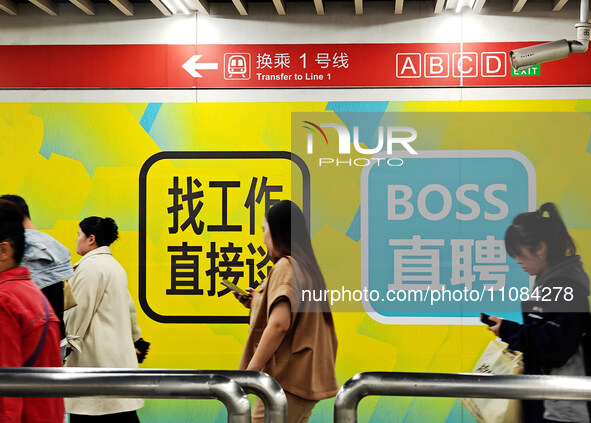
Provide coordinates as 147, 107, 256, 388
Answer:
139, 151, 310, 324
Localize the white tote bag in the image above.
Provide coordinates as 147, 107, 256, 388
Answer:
461, 338, 524, 423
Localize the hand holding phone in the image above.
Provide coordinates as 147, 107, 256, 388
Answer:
480, 313, 496, 326
134, 338, 150, 363
220, 279, 251, 298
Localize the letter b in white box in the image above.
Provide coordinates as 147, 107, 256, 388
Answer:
425, 53, 449, 78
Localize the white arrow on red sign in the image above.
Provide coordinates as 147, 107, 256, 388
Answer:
182, 55, 219, 78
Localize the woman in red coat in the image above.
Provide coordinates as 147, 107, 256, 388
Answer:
0, 199, 64, 423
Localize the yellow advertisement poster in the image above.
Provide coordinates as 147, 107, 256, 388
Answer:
1, 100, 590, 422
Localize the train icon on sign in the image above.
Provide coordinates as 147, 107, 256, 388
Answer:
228, 56, 247, 76
224, 53, 251, 80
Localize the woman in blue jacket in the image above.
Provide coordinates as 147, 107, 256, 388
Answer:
489, 203, 591, 423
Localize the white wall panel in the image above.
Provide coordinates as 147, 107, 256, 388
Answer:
198, 2, 463, 44
462, 1, 582, 42
0, 3, 196, 44
0, 1, 584, 45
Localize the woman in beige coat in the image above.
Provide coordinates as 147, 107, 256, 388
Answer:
64, 216, 144, 423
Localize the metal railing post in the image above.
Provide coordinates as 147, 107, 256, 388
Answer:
0, 370, 251, 423
335, 372, 591, 423
1, 368, 286, 423
204, 370, 287, 423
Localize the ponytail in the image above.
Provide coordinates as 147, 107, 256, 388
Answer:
538, 202, 576, 263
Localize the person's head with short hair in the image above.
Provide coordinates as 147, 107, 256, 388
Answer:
76, 216, 119, 256
0, 199, 26, 273
0, 195, 30, 219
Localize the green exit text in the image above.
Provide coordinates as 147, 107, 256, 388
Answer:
511, 64, 541, 77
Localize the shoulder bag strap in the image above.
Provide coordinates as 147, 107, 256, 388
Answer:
23, 295, 51, 367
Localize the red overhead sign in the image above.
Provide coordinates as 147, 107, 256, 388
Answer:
1, 43, 590, 89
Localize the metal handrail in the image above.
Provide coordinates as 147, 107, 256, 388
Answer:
334, 371, 591, 423
0, 369, 251, 423
1, 368, 286, 423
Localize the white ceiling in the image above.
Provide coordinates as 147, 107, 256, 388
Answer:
0, 0, 578, 19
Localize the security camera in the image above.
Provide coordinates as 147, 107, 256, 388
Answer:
510, 40, 572, 71
509, 11, 591, 72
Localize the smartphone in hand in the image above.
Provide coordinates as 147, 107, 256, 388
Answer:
135, 338, 150, 363
220, 279, 251, 298
480, 313, 496, 326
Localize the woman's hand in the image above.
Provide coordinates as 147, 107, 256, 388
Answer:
246, 299, 291, 371
488, 315, 503, 337
233, 287, 255, 309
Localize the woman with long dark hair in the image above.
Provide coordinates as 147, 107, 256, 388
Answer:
64, 216, 144, 423
489, 203, 591, 423
237, 200, 338, 423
